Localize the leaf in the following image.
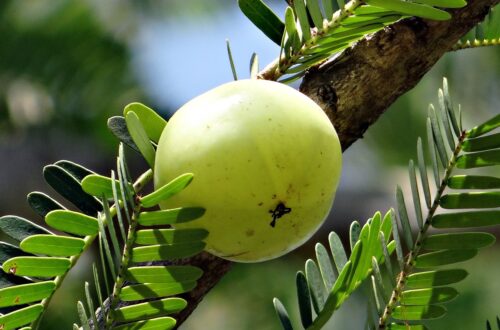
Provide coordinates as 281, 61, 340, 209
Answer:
392, 305, 446, 320
119, 282, 197, 302
226, 39, 238, 81
349, 221, 361, 250
125, 266, 203, 284
329, 232, 347, 274
43, 165, 102, 215
27, 192, 65, 218
0, 304, 43, 330
77, 301, 90, 330
387, 323, 428, 329
284, 7, 300, 52
81, 174, 129, 200
140, 173, 194, 208
249, 53, 259, 79
462, 133, 500, 152
20, 235, 85, 257
365, 0, 451, 20
296, 271, 312, 328
0, 242, 31, 265
442, 78, 460, 137
45, 210, 99, 237
306, 259, 327, 313
427, 119, 441, 188
273, 298, 293, 330
114, 317, 176, 330
316, 243, 336, 289
423, 232, 495, 251
409, 160, 424, 229
125, 111, 156, 169
0, 281, 55, 308
396, 185, 414, 249
447, 175, 500, 189
415, 249, 478, 268
3, 257, 71, 277
440, 192, 500, 208
306, 0, 324, 28
54, 160, 95, 182
123, 103, 167, 143
84, 282, 98, 330
456, 150, 500, 168
0, 216, 53, 242
238, 0, 285, 45
406, 269, 468, 289
294, 0, 312, 41
400, 287, 458, 305
390, 210, 405, 270
107, 116, 140, 152
113, 297, 187, 322
429, 105, 449, 167
131, 242, 205, 263
468, 114, 500, 138
137, 208, 206, 226
432, 210, 500, 228
135, 228, 208, 245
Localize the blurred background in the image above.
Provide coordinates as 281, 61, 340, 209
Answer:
0, 0, 499, 328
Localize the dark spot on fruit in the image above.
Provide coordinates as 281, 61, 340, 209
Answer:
258, 202, 263, 206
272, 194, 277, 199
269, 202, 292, 227
246, 229, 255, 237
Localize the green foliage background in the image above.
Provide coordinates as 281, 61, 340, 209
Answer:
0, 0, 499, 328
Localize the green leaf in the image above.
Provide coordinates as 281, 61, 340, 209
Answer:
0, 216, 53, 243
390, 209, 405, 270
400, 287, 458, 305
43, 165, 102, 215
140, 173, 194, 208
20, 235, 85, 257
45, 210, 99, 237
440, 192, 500, 208
437, 89, 456, 151
409, 160, 424, 229
125, 111, 156, 169
415, 249, 478, 268
294, 0, 312, 41
316, 243, 336, 289
54, 160, 95, 182
423, 232, 495, 250
427, 119, 441, 188
468, 114, 500, 138
125, 266, 203, 284
296, 271, 312, 328
392, 305, 446, 320
416, 138, 432, 209
226, 39, 238, 81
137, 208, 205, 226
365, 0, 451, 20
340, 14, 401, 28
442, 78, 460, 137
114, 317, 176, 330
107, 116, 140, 152
396, 186, 414, 249
273, 298, 293, 330
27, 192, 65, 218
432, 210, 500, 228
114, 297, 186, 322
0, 243, 31, 265
238, 0, 285, 45
135, 228, 208, 245
0, 281, 55, 308
355, 5, 397, 15
306, 0, 324, 28
77, 301, 90, 330
0, 304, 43, 330
119, 282, 197, 301
349, 221, 361, 250
447, 175, 500, 189
323, 0, 335, 18
306, 259, 327, 313
131, 242, 205, 263
84, 282, 98, 330
81, 174, 129, 200
284, 7, 300, 52
463, 133, 500, 152
249, 53, 259, 79
456, 149, 500, 168
3, 257, 71, 277
429, 105, 449, 167
123, 103, 167, 143
406, 269, 468, 289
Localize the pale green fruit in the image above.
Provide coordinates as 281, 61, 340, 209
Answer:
154, 79, 342, 262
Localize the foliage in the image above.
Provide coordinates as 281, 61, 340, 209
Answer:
272, 79, 500, 329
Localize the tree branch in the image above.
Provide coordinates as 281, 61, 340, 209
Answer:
98, 0, 499, 327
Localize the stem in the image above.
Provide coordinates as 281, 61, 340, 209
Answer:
105, 201, 141, 328
31, 169, 153, 330
451, 38, 500, 51
378, 132, 467, 328
258, 0, 363, 81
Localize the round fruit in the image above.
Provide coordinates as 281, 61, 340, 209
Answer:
154, 79, 342, 262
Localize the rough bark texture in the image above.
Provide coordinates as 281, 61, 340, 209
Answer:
96, 0, 499, 328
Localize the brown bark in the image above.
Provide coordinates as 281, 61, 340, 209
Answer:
173, 0, 498, 327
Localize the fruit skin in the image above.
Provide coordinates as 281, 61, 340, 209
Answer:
154, 79, 342, 262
